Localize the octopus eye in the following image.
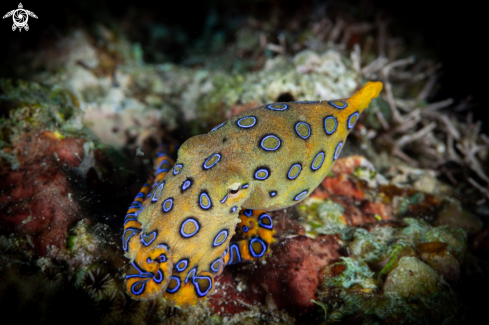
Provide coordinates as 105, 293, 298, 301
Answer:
228, 184, 241, 197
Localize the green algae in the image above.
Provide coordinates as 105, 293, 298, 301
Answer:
316, 218, 467, 324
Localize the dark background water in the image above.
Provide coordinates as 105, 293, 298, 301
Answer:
0, 0, 486, 130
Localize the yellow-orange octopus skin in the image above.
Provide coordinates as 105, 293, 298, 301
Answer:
122, 81, 383, 307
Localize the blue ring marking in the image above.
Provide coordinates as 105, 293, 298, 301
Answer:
287, 163, 302, 180
135, 206, 146, 217
236, 116, 257, 128
267, 103, 288, 111
295, 122, 311, 140
146, 193, 152, 199
182, 179, 192, 191
193, 275, 213, 297
162, 198, 173, 213
294, 190, 308, 201
122, 228, 140, 251
348, 112, 359, 129
185, 268, 196, 283
131, 279, 149, 295
295, 100, 318, 104
311, 151, 325, 171
141, 231, 157, 246
129, 201, 142, 209
324, 116, 338, 135
213, 230, 228, 247
231, 206, 237, 213
334, 141, 343, 160
180, 218, 200, 238
166, 276, 181, 293
254, 168, 270, 180
228, 243, 242, 265
210, 122, 226, 132
249, 238, 267, 258
269, 191, 277, 197
199, 192, 212, 210
154, 270, 164, 284
211, 258, 221, 272
220, 194, 228, 204
157, 159, 172, 174
242, 226, 249, 233
203, 153, 221, 170
123, 214, 137, 226
159, 254, 167, 263
329, 100, 347, 109
176, 259, 189, 272
152, 183, 165, 202
135, 192, 144, 199
260, 135, 281, 151
242, 183, 249, 189
244, 209, 253, 217
258, 213, 273, 230
126, 262, 153, 279
173, 164, 183, 175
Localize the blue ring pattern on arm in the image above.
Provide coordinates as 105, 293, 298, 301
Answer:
203, 153, 221, 170
152, 182, 165, 202
311, 151, 325, 171
231, 206, 237, 213
213, 230, 228, 247
131, 279, 149, 295
324, 116, 338, 135
162, 198, 174, 213
182, 179, 192, 192
242, 183, 249, 189
260, 135, 281, 151
180, 218, 200, 238
287, 163, 302, 180
185, 268, 196, 283
334, 141, 343, 160
157, 159, 172, 174
269, 191, 277, 197
249, 238, 267, 258
166, 276, 181, 293
122, 227, 140, 251
228, 243, 242, 265
258, 213, 273, 230
141, 231, 157, 246
347, 112, 359, 129
294, 190, 308, 201
173, 164, 183, 175
244, 209, 253, 216
129, 201, 142, 209
236, 116, 257, 128
176, 259, 189, 272
254, 167, 270, 180
210, 122, 226, 132
329, 100, 347, 109
267, 103, 288, 111
199, 192, 212, 210
193, 274, 213, 297
294, 122, 311, 140
153, 270, 164, 284
211, 258, 221, 272
220, 194, 228, 204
